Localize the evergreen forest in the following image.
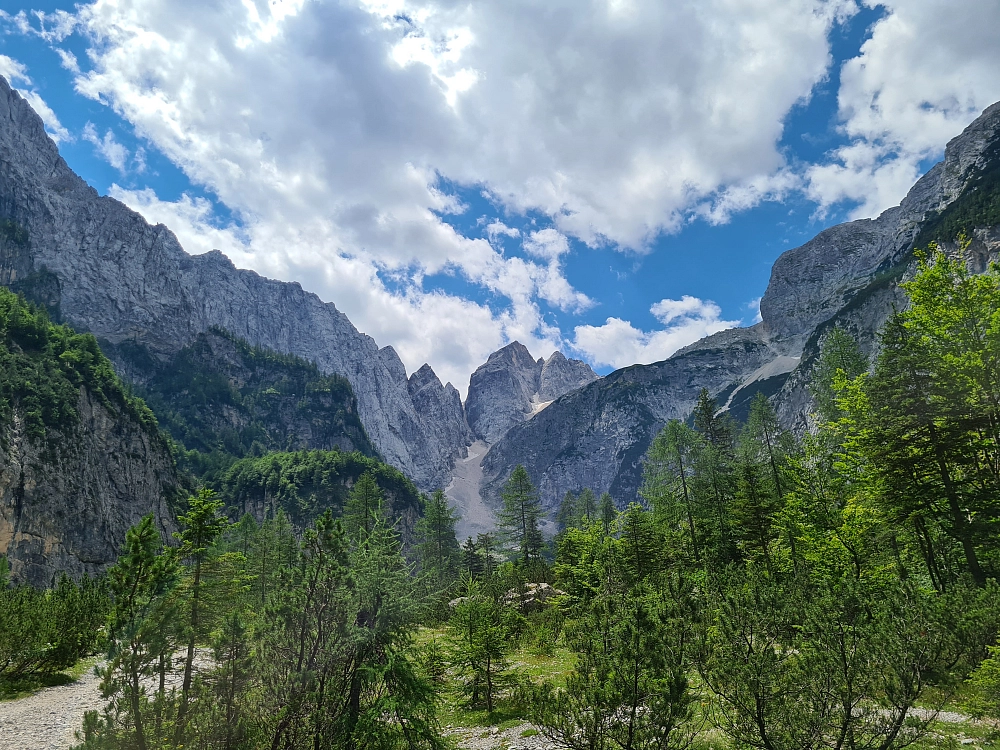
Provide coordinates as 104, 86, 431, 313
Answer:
8, 245, 1000, 749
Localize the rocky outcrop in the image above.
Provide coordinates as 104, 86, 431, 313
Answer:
0, 389, 179, 587
539, 351, 598, 401
105, 328, 376, 459
408, 363, 474, 481
482, 326, 778, 511
465, 342, 598, 444
485, 100, 1000, 514
0, 75, 468, 491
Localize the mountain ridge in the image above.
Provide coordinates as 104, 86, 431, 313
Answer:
0, 74, 467, 491
481, 99, 1000, 513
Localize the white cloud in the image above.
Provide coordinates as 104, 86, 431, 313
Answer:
572, 296, 738, 370
83, 122, 135, 172
37, 0, 854, 385
23, 0, 1000, 386
0, 53, 71, 143
806, 0, 1000, 218
0, 54, 30, 85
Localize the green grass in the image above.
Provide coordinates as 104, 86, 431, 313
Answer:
0, 656, 97, 702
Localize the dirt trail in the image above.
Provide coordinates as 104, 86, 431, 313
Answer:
445, 440, 497, 543
0, 666, 103, 750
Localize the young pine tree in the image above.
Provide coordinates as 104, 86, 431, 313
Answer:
415, 489, 462, 589
498, 465, 544, 564
343, 470, 384, 540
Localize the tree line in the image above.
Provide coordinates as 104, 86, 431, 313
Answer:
7, 242, 1000, 748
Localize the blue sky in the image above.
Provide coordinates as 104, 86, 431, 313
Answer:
2, 1, 999, 393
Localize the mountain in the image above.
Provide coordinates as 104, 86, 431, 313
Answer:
102, 327, 375, 479
0, 288, 180, 586
0, 74, 468, 492
482, 101, 1000, 513
464, 342, 598, 444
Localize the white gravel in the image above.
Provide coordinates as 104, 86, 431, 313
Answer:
0, 665, 103, 750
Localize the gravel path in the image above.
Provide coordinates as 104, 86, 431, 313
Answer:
0, 665, 103, 750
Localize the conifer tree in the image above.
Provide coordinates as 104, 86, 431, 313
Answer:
810, 327, 868, 422
415, 490, 462, 588
174, 489, 229, 745
556, 490, 578, 533
643, 420, 701, 560
99, 516, 179, 750
462, 537, 484, 579
343, 470, 384, 539
577, 487, 597, 523
497, 465, 544, 564
599, 492, 616, 534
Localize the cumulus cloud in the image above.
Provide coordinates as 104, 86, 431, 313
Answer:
806, 0, 1000, 218
572, 296, 738, 370
40, 0, 850, 382
14, 0, 998, 387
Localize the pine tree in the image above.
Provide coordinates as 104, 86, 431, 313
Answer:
100, 516, 179, 750
462, 537, 484, 579
599, 492, 616, 534
643, 420, 701, 560
343, 470, 384, 539
810, 327, 868, 422
497, 465, 544, 564
556, 490, 578, 533
174, 489, 230, 746
578, 488, 597, 523
415, 490, 462, 588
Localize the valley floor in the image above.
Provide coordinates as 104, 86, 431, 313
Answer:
0, 662, 102, 750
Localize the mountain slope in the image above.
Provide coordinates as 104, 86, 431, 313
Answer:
103, 328, 376, 479
0, 289, 179, 586
484, 100, 1000, 513
0, 74, 467, 491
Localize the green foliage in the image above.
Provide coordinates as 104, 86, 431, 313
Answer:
77, 507, 443, 749
213, 448, 422, 531
343, 469, 385, 539
498, 465, 544, 564
531, 586, 696, 750
809, 327, 868, 422
113, 328, 375, 481
0, 574, 109, 685
915, 137, 1000, 248
415, 489, 462, 595
0, 287, 159, 442
449, 577, 525, 713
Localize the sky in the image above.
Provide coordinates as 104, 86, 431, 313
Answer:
1, 1, 1000, 396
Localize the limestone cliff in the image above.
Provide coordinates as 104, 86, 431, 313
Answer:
465, 342, 598, 444
0, 75, 467, 491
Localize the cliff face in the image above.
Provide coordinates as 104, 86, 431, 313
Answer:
0, 75, 468, 491
484, 101, 1000, 513
105, 329, 376, 463
465, 342, 598, 444
0, 385, 178, 587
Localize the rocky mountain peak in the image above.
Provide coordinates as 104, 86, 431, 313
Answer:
465, 341, 598, 444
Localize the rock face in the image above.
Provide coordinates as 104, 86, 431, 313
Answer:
485, 100, 1000, 513
105, 328, 376, 459
0, 75, 468, 491
0, 388, 179, 586
465, 342, 598, 444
